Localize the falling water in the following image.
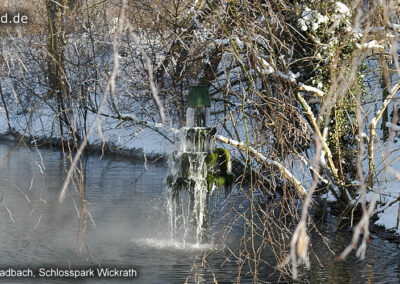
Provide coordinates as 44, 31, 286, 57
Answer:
189, 153, 208, 243
186, 107, 210, 128
167, 125, 215, 244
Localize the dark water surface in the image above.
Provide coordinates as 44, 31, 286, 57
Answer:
0, 142, 398, 283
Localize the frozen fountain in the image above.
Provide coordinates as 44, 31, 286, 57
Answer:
167, 86, 234, 244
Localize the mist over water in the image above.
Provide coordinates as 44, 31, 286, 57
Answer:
0, 142, 227, 283
0, 142, 398, 283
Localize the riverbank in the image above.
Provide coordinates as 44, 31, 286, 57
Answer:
0, 130, 170, 164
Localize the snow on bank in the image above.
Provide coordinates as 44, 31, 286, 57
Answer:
0, 105, 175, 159
370, 141, 400, 233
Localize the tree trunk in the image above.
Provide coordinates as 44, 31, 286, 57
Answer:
381, 59, 390, 141
0, 81, 12, 133
46, 0, 73, 139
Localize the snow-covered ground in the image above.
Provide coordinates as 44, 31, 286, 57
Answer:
371, 139, 400, 233
0, 106, 175, 158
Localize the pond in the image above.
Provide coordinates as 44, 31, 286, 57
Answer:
0, 142, 398, 283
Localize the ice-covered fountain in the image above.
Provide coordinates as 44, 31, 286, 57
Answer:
167, 86, 234, 244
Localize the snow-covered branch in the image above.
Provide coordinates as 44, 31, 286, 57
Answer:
296, 93, 338, 178
356, 40, 384, 50
216, 135, 307, 197
298, 83, 325, 97
259, 57, 325, 97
